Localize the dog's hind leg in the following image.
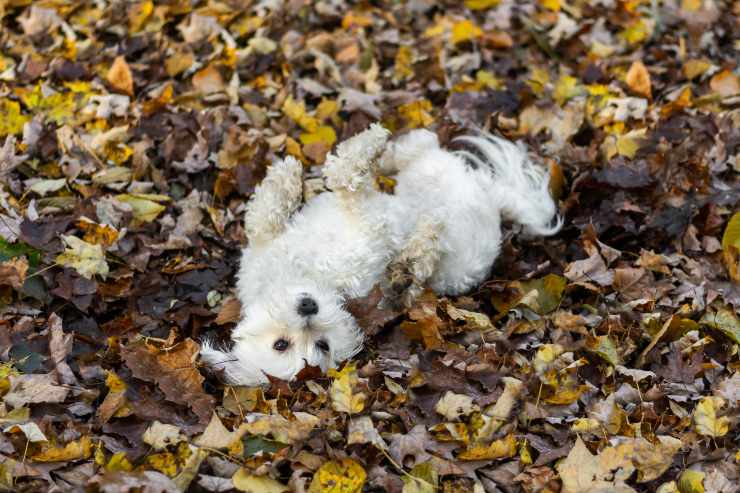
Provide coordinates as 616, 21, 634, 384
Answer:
383, 216, 441, 308
377, 129, 439, 174
244, 156, 303, 247
323, 123, 390, 202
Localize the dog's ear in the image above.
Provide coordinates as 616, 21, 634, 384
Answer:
199, 338, 265, 386
245, 156, 303, 247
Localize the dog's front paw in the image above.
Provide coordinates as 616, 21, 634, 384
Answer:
323, 123, 390, 193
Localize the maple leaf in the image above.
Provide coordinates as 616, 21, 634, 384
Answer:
121, 339, 215, 427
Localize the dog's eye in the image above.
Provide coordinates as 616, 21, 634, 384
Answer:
273, 339, 290, 352
316, 339, 329, 352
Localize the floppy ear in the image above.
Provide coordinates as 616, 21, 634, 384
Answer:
245, 156, 303, 247
199, 339, 264, 386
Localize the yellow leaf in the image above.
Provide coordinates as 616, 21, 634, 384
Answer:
683, 59, 711, 80
105, 370, 127, 393
553, 75, 584, 106
476, 70, 502, 90
308, 458, 366, 493
678, 469, 705, 493
129, 1, 154, 32
451, 20, 483, 44
625, 61, 651, 98
465, 0, 500, 9
233, 469, 289, 492
315, 99, 339, 122
341, 11, 374, 30
19, 85, 85, 125
722, 213, 740, 251
32, 436, 93, 462
394, 45, 415, 81
458, 433, 517, 460
299, 125, 337, 146
693, 396, 729, 437
615, 128, 647, 159
77, 218, 119, 247
328, 363, 366, 414
107, 56, 134, 96
543, 385, 587, 405
115, 193, 170, 223
398, 99, 435, 129
241, 412, 319, 444
106, 451, 133, 472
56, 235, 109, 279
147, 452, 178, 477
282, 96, 319, 132
528, 67, 550, 96
680, 0, 702, 11
533, 344, 564, 377
0, 99, 30, 137
620, 19, 651, 45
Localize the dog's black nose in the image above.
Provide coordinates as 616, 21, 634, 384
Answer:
297, 296, 319, 316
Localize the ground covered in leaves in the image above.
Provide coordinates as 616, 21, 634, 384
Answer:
0, 0, 739, 492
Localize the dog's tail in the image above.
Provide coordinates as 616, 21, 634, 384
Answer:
454, 134, 562, 236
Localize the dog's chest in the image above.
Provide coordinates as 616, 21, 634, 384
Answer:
280, 193, 397, 297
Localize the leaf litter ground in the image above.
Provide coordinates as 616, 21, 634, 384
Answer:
0, 1, 739, 492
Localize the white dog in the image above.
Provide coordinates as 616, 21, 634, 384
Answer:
201, 125, 561, 385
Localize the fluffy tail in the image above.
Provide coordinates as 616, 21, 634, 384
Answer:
454, 134, 562, 236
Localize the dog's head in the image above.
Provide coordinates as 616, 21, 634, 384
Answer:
201, 278, 363, 386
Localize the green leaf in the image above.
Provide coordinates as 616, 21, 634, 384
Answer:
0, 238, 41, 266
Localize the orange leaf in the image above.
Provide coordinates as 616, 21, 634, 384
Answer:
625, 61, 651, 99
107, 56, 134, 96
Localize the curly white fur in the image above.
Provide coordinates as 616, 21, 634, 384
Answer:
201, 127, 561, 385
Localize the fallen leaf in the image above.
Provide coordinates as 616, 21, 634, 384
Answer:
308, 458, 366, 493
233, 469, 289, 493
692, 396, 729, 437
451, 20, 483, 44
115, 193, 170, 223
625, 61, 651, 99
3, 422, 47, 442
709, 70, 740, 97
435, 391, 477, 421
328, 363, 366, 415
55, 235, 109, 279
32, 436, 93, 462
121, 339, 215, 426
0, 257, 28, 291
241, 412, 319, 444
142, 421, 187, 451
107, 56, 134, 96
458, 433, 517, 460
556, 437, 637, 493
3, 373, 69, 408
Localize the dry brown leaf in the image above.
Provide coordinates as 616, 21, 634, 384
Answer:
121, 339, 215, 426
